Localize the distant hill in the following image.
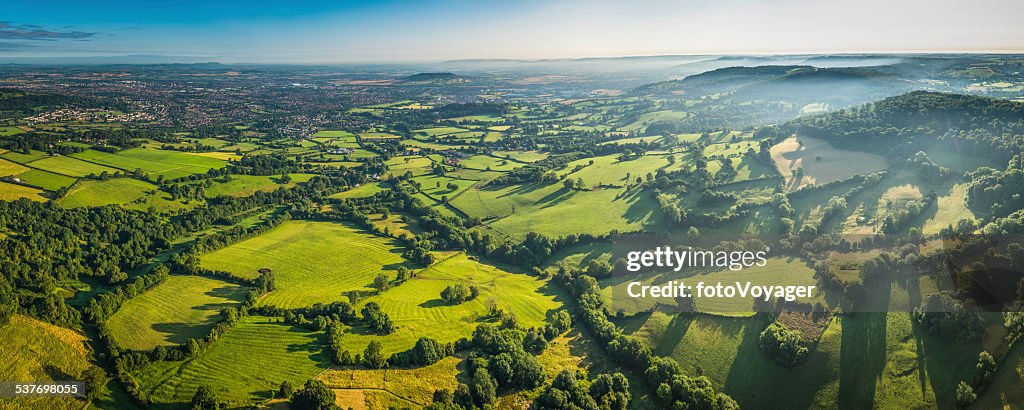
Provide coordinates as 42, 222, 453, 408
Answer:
635, 65, 910, 109
403, 72, 464, 83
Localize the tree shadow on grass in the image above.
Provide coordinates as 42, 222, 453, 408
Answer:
723, 316, 836, 409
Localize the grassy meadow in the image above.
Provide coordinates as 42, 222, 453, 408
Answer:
106, 275, 249, 351
199, 220, 407, 308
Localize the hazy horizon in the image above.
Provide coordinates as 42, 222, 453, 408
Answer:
2, 0, 1023, 64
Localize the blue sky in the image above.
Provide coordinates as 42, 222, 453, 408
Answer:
2, 0, 1022, 63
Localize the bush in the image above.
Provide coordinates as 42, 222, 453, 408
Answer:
758, 323, 809, 368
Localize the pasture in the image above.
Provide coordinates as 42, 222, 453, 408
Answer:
770, 136, 887, 190
384, 156, 434, 177
451, 181, 663, 239
15, 169, 77, 190
136, 316, 330, 406
27, 155, 119, 177
58, 178, 189, 211
334, 253, 564, 357
105, 275, 249, 351
199, 220, 406, 308
72, 149, 227, 179
329, 182, 388, 200
459, 155, 520, 171
203, 173, 316, 197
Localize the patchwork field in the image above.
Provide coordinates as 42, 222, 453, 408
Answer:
72, 149, 227, 179
106, 275, 249, 351
771, 136, 887, 190
199, 220, 406, 308
334, 253, 564, 357
136, 317, 330, 405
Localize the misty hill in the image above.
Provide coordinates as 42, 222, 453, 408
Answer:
762, 91, 1024, 159
637, 65, 912, 112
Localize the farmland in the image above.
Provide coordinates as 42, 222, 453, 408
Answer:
2, 53, 1024, 410
136, 316, 331, 405
333, 253, 563, 355
199, 220, 407, 308
106, 275, 249, 351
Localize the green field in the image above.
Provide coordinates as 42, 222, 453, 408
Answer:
329, 182, 388, 200
200, 220, 406, 308
558, 154, 688, 186
451, 182, 663, 239
0, 126, 25, 136
334, 253, 564, 356
412, 174, 476, 199
136, 316, 330, 406
106, 275, 249, 351
620, 110, 688, 132
58, 178, 189, 211
459, 155, 520, 171
15, 169, 77, 190
72, 149, 227, 179
492, 150, 549, 163
385, 156, 434, 177
1, 149, 49, 164
203, 174, 316, 197
27, 155, 119, 177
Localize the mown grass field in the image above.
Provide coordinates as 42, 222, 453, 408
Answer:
72, 149, 227, 179
27, 155, 119, 177
58, 178, 190, 211
203, 173, 315, 197
451, 182, 663, 239
0, 315, 102, 410
334, 253, 564, 357
16, 169, 77, 190
200, 220, 406, 308
106, 275, 249, 351
136, 316, 330, 406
